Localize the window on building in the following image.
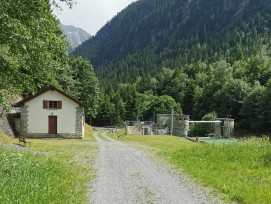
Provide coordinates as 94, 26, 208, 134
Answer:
43, 100, 62, 109
49, 101, 58, 109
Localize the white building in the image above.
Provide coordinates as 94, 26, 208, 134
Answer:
14, 86, 87, 138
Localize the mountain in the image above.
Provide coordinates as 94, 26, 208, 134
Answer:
72, 0, 271, 132
73, 0, 271, 85
60, 24, 91, 53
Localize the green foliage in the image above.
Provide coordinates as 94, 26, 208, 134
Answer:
94, 93, 117, 126
0, 0, 62, 112
0, 124, 98, 203
190, 112, 217, 136
72, 0, 271, 132
0, 147, 81, 203
212, 79, 250, 119
0, 0, 69, 91
0, 0, 100, 117
123, 84, 138, 121
168, 139, 271, 204
258, 79, 271, 132
74, 0, 271, 85
240, 82, 266, 131
64, 57, 100, 116
137, 94, 181, 121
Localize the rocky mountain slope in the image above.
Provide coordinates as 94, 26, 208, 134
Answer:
60, 24, 91, 53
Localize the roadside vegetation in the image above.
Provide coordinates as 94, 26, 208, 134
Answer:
0, 132, 13, 144
0, 124, 97, 204
110, 133, 271, 204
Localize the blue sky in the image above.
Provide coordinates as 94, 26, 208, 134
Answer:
53, 0, 136, 35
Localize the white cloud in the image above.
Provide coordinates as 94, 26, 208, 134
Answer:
53, 0, 136, 35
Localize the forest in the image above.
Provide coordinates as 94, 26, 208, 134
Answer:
1, 0, 271, 135
73, 0, 271, 134
0, 0, 100, 117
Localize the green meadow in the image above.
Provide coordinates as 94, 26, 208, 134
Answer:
0, 124, 97, 204
111, 133, 271, 204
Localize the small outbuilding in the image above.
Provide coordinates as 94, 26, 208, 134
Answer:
14, 86, 87, 139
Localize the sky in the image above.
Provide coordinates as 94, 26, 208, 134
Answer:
53, 0, 137, 35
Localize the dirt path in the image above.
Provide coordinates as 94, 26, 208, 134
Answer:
91, 132, 224, 204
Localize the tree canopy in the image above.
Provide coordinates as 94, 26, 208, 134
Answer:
0, 0, 100, 116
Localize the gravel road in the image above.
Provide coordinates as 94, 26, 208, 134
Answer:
91, 132, 225, 204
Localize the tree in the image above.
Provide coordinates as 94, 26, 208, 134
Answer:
148, 95, 181, 116
212, 79, 250, 119
0, 0, 69, 112
0, 0, 102, 122
137, 94, 156, 120
182, 81, 195, 116
241, 82, 265, 131
112, 92, 126, 125
124, 85, 138, 121
258, 79, 271, 131
94, 94, 115, 126
67, 57, 100, 117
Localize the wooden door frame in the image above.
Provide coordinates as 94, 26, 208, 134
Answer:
48, 115, 57, 134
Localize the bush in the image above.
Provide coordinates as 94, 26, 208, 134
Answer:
190, 111, 217, 136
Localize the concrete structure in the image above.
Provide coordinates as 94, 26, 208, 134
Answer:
214, 122, 222, 137
217, 118, 235, 138
14, 86, 87, 139
140, 121, 153, 135
188, 118, 234, 138
172, 115, 190, 137
125, 121, 153, 135
156, 114, 190, 137
155, 113, 234, 138
156, 114, 180, 135
125, 121, 140, 135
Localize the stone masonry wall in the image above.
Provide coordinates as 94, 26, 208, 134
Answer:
20, 105, 28, 135
75, 107, 84, 136
21, 133, 82, 139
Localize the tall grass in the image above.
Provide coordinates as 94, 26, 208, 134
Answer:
0, 131, 14, 144
112, 134, 271, 203
0, 124, 97, 203
84, 124, 95, 141
0, 147, 81, 203
166, 139, 271, 203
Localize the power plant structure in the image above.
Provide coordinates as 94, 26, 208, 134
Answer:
125, 114, 234, 138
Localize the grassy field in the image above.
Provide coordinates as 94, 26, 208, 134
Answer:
110, 132, 271, 204
0, 124, 97, 204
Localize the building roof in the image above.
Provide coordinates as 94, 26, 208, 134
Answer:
14, 86, 87, 108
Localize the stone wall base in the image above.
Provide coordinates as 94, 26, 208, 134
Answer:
20, 133, 82, 139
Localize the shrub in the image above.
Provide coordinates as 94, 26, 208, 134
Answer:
190, 111, 217, 136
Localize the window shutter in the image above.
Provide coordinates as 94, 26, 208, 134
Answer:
57, 101, 62, 109
43, 100, 48, 109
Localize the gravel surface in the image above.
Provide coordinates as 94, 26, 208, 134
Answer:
0, 144, 28, 152
91, 132, 226, 204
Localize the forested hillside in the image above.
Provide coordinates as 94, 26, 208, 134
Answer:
0, 0, 100, 117
74, 0, 271, 85
74, 0, 271, 133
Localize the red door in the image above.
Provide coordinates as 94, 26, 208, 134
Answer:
48, 116, 57, 134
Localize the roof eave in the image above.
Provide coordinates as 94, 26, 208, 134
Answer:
13, 86, 88, 109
